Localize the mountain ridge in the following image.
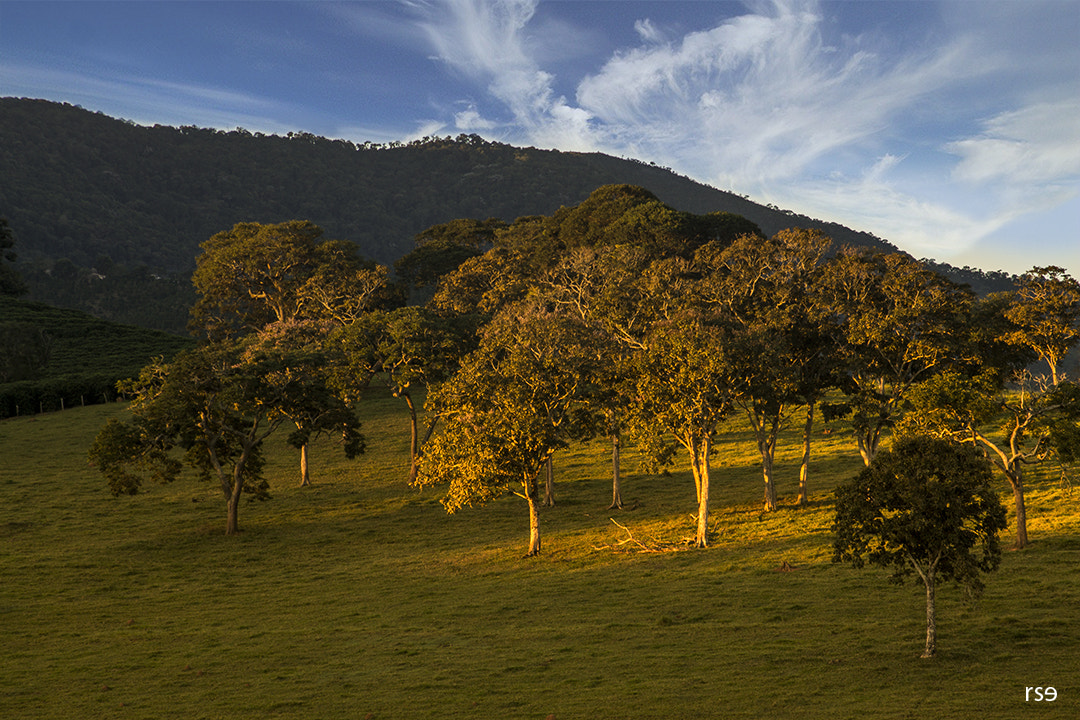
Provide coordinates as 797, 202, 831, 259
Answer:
0, 97, 1015, 331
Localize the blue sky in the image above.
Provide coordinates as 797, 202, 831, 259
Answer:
2, 0, 1078, 275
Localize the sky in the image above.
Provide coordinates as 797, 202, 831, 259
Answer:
1, 0, 1078, 275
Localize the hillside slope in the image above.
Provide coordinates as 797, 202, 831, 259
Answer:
1, 98, 1015, 329
0, 294, 192, 417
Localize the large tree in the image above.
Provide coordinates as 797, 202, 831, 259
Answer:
416, 299, 597, 556
900, 369, 1076, 549
819, 249, 975, 465
699, 228, 832, 510
188, 220, 385, 482
832, 436, 1007, 658
630, 310, 732, 547
331, 306, 472, 484
89, 339, 362, 534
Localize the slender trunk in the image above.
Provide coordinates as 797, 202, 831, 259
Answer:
543, 456, 555, 507
404, 392, 419, 485
797, 402, 814, 506
695, 437, 711, 548
922, 569, 937, 658
688, 431, 703, 504
609, 433, 623, 510
299, 443, 310, 487
1008, 466, 1029, 549
752, 410, 780, 512
525, 473, 542, 557
857, 430, 877, 466
226, 461, 245, 536
761, 449, 777, 512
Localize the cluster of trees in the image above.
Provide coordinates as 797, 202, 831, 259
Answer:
90, 186, 1080, 564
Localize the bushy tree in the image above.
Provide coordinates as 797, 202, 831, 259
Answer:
416, 299, 597, 556
819, 249, 975, 465
901, 369, 1076, 549
1003, 266, 1080, 386
89, 338, 362, 534
832, 436, 1007, 658
699, 227, 833, 510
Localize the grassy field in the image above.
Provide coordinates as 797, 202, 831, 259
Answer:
1, 393, 1077, 719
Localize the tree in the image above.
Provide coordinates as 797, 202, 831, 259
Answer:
189, 220, 384, 483
331, 306, 471, 484
1003, 266, 1080, 386
394, 217, 504, 298
416, 299, 597, 556
900, 369, 1074, 549
630, 311, 732, 547
0, 217, 28, 297
251, 319, 366, 486
89, 338, 362, 534
819, 249, 975, 465
541, 245, 657, 508
699, 228, 832, 510
832, 436, 1007, 658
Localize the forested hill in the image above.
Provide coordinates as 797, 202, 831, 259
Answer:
0, 98, 1011, 331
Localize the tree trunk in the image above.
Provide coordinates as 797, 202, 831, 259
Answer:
609, 433, 623, 510
1007, 466, 1029, 549
688, 431, 703, 504
857, 430, 879, 467
543, 456, 555, 507
226, 462, 244, 536
753, 412, 780, 512
695, 437, 711, 548
911, 557, 937, 660
405, 392, 420, 485
922, 569, 937, 658
797, 402, 814, 506
525, 474, 542, 557
299, 443, 310, 487
761, 449, 777, 512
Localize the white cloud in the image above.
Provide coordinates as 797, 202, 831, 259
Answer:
412, 0, 597, 150
454, 106, 496, 132
575, 0, 969, 186
633, 19, 664, 44
948, 100, 1080, 186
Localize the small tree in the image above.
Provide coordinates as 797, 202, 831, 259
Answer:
832, 436, 1007, 658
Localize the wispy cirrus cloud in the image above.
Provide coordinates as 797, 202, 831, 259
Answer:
948, 100, 1080, 188
411, 0, 594, 148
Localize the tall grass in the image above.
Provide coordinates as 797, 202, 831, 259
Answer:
1, 396, 1077, 719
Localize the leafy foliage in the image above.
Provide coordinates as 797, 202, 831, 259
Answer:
833, 437, 1006, 589
833, 436, 1007, 656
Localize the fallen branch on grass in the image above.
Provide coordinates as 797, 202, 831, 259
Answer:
593, 518, 686, 553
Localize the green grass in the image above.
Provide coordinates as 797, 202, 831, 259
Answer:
1, 396, 1078, 719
